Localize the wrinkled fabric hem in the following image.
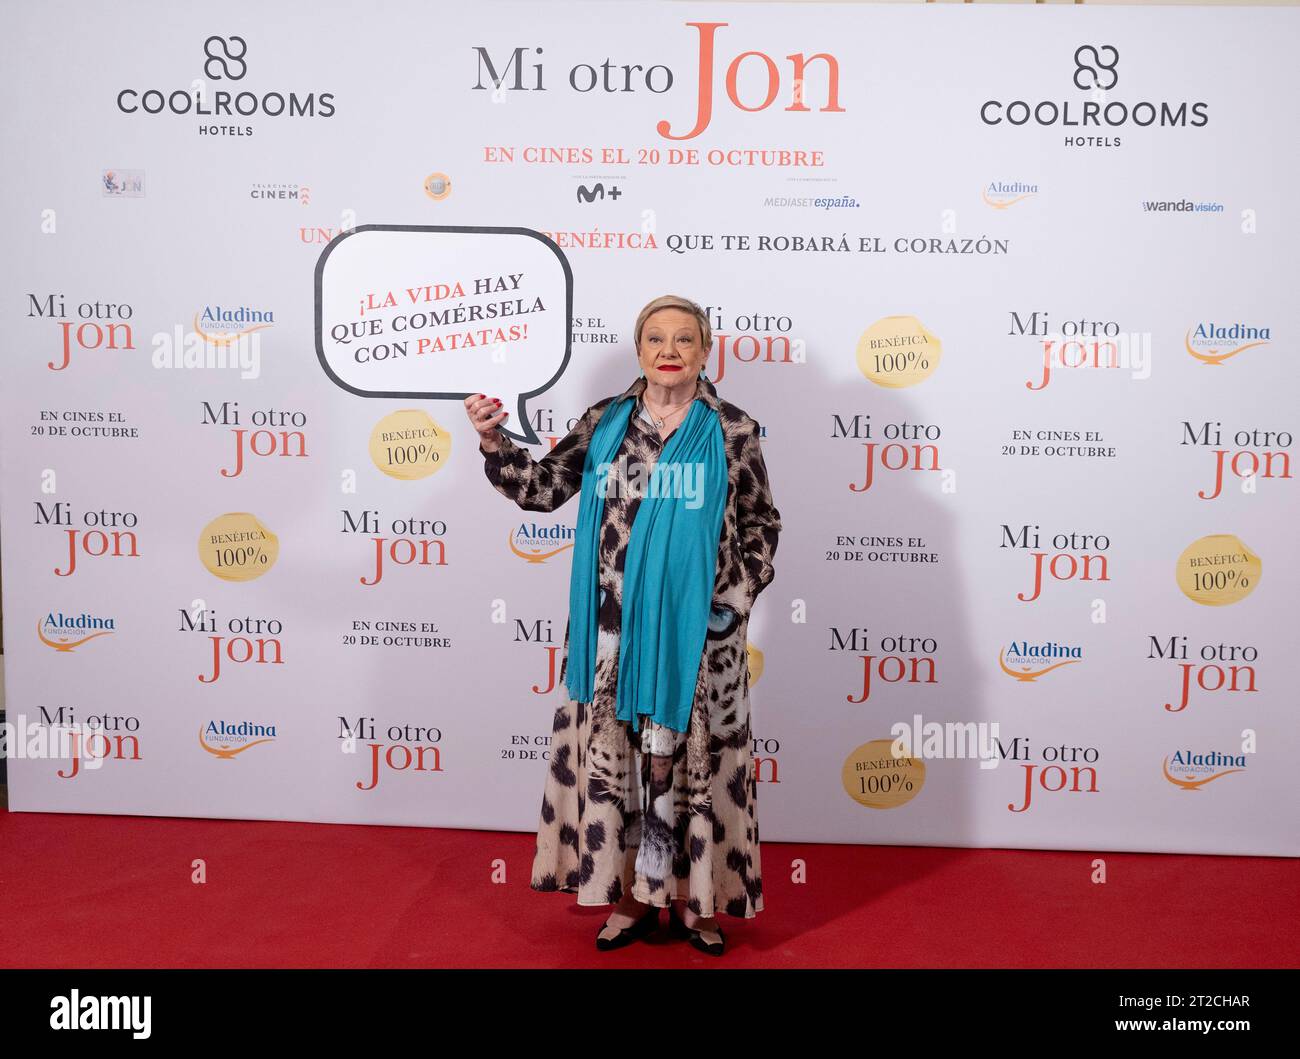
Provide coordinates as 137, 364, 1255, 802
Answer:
528, 881, 765, 920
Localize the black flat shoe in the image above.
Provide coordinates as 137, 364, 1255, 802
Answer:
668, 905, 726, 956
595, 905, 660, 951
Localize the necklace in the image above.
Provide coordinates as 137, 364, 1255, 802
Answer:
643, 396, 693, 430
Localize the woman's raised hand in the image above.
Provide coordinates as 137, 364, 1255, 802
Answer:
465, 393, 509, 453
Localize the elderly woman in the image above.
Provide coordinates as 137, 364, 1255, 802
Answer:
465, 294, 781, 956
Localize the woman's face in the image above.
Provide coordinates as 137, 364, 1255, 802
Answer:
636, 307, 708, 386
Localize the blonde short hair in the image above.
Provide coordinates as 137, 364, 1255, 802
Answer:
633, 295, 712, 354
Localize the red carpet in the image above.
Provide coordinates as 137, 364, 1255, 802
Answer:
2, 805, 1296, 968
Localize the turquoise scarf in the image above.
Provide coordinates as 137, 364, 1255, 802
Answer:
565, 388, 727, 734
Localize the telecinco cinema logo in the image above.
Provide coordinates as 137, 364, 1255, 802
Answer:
980, 45, 1208, 144
116, 35, 336, 130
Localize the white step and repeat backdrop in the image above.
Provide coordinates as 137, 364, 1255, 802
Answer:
2, 1, 1296, 856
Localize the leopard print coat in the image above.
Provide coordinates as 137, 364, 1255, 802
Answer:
480, 373, 781, 919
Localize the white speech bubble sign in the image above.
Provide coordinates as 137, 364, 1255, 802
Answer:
314, 224, 572, 443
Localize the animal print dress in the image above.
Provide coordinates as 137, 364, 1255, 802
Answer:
480, 373, 782, 919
